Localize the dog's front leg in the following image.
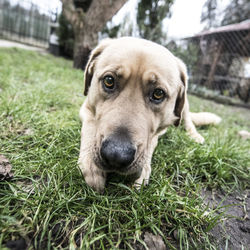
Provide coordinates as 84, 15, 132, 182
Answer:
134, 136, 159, 189
79, 152, 106, 193
78, 102, 106, 193
134, 164, 151, 188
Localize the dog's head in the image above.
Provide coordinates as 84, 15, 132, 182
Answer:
82, 37, 187, 175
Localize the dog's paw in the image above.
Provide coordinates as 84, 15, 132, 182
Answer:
133, 166, 151, 190
133, 176, 149, 190
84, 174, 106, 193
188, 132, 205, 144
80, 165, 106, 193
133, 180, 149, 190
195, 134, 205, 144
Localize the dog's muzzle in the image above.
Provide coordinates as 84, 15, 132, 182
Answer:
100, 128, 136, 170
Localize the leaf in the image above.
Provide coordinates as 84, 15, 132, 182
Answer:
0, 155, 13, 181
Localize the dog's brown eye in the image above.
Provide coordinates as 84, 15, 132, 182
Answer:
103, 75, 115, 89
151, 88, 165, 103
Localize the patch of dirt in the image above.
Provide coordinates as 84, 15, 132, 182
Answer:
1, 115, 34, 137
0, 39, 46, 53
0, 155, 13, 180
5, 238, 27, 250
202, 188, 250, 249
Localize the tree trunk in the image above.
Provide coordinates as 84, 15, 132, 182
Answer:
73, 28, 98, 69
61, 0, 128, 69
73, 40, 91, 70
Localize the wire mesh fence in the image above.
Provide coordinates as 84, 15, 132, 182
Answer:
170, 20, 250, 106
0, 0, 58, 47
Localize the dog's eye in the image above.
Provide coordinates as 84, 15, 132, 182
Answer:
103, 75, 115, 90
151, 88, 165, 103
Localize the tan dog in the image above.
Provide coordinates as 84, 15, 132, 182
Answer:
78, 37, 221, 192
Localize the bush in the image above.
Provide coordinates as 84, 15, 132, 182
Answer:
57, 14, 74, 58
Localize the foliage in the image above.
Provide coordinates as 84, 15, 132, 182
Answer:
102, 24, 121, 38
137, 0, 174, 44
201, 0, 249, 28
57, 13, 74, 58
167, 40, 199, 76
118, 13, 135, 37
201, 0, 218, 29
221, 0, 250, 26
0, 48, 249, 249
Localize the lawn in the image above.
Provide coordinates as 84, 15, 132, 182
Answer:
0, 48, 249, 249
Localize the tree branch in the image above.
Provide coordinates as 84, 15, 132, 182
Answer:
60, 0, 77, 25
86, 0, 128, 31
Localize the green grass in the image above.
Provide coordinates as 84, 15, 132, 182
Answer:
0, 48, 249, 249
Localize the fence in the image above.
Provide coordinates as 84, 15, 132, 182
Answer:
170, 20, 250, 107
0, 0, 58, 48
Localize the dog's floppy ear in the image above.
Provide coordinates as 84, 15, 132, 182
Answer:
174, 58, 187, 126
84, 39, 112, 96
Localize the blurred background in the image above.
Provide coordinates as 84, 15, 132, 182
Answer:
0, 0, 249, 106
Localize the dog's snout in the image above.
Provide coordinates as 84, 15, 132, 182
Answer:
100, 136, 136, 169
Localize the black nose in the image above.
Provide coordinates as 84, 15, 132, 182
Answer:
100, 135, 136, 169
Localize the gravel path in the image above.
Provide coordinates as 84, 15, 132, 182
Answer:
0, 39, 46, 52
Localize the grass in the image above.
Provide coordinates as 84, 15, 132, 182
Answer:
0, 48, 249, 249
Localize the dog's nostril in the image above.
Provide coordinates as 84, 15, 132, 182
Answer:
100, 139, 136, 169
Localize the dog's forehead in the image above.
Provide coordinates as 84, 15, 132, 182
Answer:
96, 38, 180, 86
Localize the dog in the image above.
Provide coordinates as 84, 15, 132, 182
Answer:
78, 37, 221, 192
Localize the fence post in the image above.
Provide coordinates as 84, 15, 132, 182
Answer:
206, 41, 223, 89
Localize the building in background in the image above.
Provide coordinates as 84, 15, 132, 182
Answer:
187, 20, 250, 103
